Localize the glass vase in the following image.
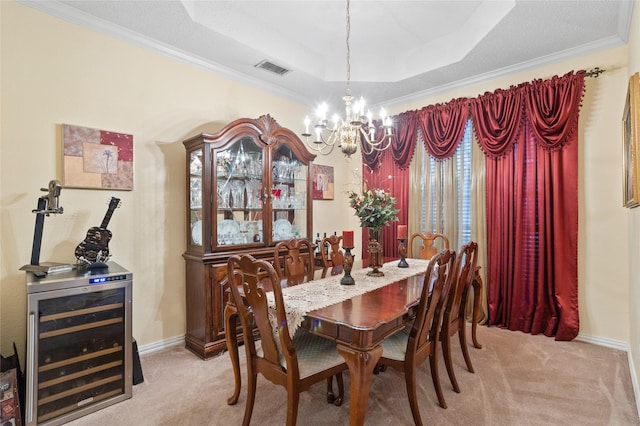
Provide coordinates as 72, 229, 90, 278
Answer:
367, 228, 384, 277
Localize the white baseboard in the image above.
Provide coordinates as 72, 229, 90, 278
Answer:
577, 332, 640, 419
629, 349, 640, 421
576, 332, 628, 351
136, 335, 185, 356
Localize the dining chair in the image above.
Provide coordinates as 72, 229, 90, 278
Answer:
274, 239, 315, 286
319, 234, 344, 278
227, 254, 347, 426
440, 241, 479, 393
408, 232, 450, 260
378, 248, 457, 422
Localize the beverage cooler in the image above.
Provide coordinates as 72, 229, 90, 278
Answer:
24, 262, 132, 426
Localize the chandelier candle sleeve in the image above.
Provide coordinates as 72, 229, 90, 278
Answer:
342, 230, 354, 247
398, 225, 407, 240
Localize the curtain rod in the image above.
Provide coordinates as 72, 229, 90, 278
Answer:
585, 67, 605, 78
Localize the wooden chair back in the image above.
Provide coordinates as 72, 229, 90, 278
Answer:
441, 241, 479, 393
408, 232, 450, 260
227, 255, 291, 370
379, 248, 457, 418
226, 254, 347, 425
408, 249, 457, 365
320, 234, 344, 278
274, 239, 315, 286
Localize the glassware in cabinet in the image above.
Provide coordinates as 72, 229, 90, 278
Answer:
271, 145, 308, 242
215, 136, 264, 247
189, 148, 203, 247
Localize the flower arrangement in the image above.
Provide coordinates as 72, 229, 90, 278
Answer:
347, 185, 399, 232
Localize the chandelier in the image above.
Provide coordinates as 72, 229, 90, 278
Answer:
302, 0, 393, 158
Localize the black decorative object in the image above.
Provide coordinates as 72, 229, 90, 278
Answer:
20, 180, 73, 275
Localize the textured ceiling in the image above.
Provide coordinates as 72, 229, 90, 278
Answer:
21, 0, 635, 109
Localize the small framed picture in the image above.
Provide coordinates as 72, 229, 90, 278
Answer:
63, 124, 134, 190
312, 164, 334, 200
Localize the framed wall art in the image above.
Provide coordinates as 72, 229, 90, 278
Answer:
312, 164, 334, 200
63, 124, 134, 190
623, 72, 640, 208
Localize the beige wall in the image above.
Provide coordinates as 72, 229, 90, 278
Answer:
627, 0, 640, 399
0, 2, 357, 355
1, 0, 636, 364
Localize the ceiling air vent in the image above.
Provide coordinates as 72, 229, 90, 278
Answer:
255, 60, 290, 76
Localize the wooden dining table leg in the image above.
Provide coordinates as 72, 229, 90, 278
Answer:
471, 269, 483, 349
337, 344, 383, 426
224, 302, 241, 405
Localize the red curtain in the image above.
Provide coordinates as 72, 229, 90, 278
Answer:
361, 149, 410, 263
472, 71, 584, 340
360, 71, 584, 341
417, 98, 469, 160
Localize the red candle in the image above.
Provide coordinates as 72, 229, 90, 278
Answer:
342, 230, 354, 248
398, 225, 407, 239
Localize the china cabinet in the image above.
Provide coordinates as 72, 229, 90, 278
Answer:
182, 115, 316, 359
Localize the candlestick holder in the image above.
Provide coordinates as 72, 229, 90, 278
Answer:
340, 247, 355, 285
397, 238, 409, 268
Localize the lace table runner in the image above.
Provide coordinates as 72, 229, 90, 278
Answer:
267, 258, 430, 337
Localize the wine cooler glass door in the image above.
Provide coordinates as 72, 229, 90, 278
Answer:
26, 279, 132, 426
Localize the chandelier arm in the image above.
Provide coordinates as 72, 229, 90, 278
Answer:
367, 137, 394, 149
359, 138, 374, 155
305, 133, 337, 155
304, 125, 342, 154
325, 128, 341, 147
359, 127, 393, 148
306, 140, 337, 155
369, 138, 393, 152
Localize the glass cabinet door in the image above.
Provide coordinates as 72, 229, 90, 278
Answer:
189, 148, 203, 246
215, 137, 264, 247
271, 145, 308, 242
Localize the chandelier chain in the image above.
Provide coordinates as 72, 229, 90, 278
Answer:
346, 0, 351, 94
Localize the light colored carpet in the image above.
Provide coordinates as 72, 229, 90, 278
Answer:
67, 325, 640, 425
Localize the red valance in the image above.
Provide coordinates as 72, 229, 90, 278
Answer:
525, 71, 586, 151
417, 98, 469, 160
362, 70, 586, 166
470, 86, 525, 159
391, 111, 419, 169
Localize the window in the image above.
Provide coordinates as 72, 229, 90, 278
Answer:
419, 119, 472, 249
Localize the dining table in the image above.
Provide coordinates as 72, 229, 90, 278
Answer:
224, 257, 483, 426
